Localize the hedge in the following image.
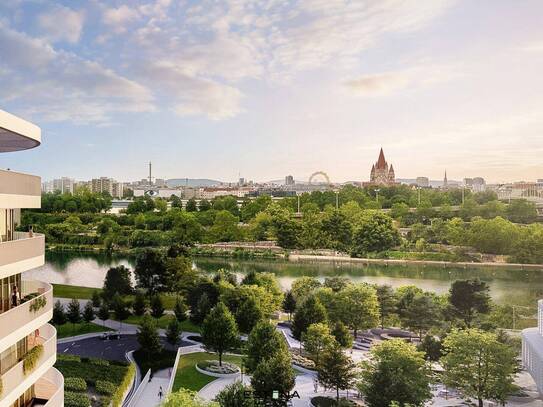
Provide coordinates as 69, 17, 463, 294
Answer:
65, 377, 87, 392
88, 358, 109, 366
23, 344, 43, 374
57, 354, 81, 362
95, 380, 116, 395
111, 363, 136, 407
64, 391, 91, 407
55, 359, 129, 386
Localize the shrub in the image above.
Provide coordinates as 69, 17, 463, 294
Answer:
65, 377, 87, 392
57, 354, 81, 362
96, 380, 116, 395
23, 344, 44, 374
290, 352, 316, 370
64, 391, 91, 407
197, 360, 239, 374
111, 363, 136, 407
89, 358, 109, 366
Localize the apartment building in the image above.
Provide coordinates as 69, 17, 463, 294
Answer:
0, 110, 63, 406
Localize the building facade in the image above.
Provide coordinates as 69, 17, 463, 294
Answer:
368, 148, 396, 185
0, 110, 63, 406
522, 300, 543, 395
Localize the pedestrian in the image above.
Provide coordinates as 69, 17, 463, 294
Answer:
158, 386, 163, 400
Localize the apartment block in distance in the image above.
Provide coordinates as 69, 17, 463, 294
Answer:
0, 109, 63, 406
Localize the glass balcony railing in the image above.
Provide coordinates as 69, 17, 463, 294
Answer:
0, 233, 45, 276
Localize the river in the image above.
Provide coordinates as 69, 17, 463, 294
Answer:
23, 251, 543, 309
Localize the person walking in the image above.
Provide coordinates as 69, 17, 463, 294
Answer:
158, 386, 163, 400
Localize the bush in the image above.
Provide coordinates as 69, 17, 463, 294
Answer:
290, 352, 316, 370
197, 360, 239, 374
64, 391, 91, 407
57, 354, 81, 362
96, 380, 116, 395
88, 358, 109, 366
23, 344, 44, 374
111, 363, 136, 407
65, 377, 87, 392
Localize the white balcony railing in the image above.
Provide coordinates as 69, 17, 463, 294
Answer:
0, 233, 45, 278
37, 367, 64, 407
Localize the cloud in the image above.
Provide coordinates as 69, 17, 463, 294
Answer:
38, 5, 84, 43
344, 72, 409, 96
522, 41, 543, 53
0, 22, 154, 124
103, 5, 140, 32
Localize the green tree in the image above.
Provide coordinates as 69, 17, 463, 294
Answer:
506, 199, 537, 224
97, 301, 110, 326
151, 295, 165, 318
418, 334, 443, 361
302, 323, 336, 365
251, 351, 295, 399
351, 211, 399, 256
468, 217, 518, 254
282, 290, 296, 321
511, 224, 543, 264
103, 265, 133, 298
134, 249, 166, 294
246, 321, 288, 373
292, 295, 328, 340
52, 300, 67, 325
236, 297, 264, 334
376, 285, 397, 328
331, 321, 352, 349
449, 279, 491, 327
210, 210, 241, 242
401, 293, 441, 339
174, 296, 188, 322
359, 340, 432, 407
112, 293, 130, 330
201, 303, 239, 366
163, 389, 218, 406
137, 314, 162, 360
83, 301, 95, 324
166, 318, 181, 347
215, 381, 255, 407
67, 298, 82, 328
91, 290, 102, 308
441, 329, 518, 407
317, 344, 357, 403
291, 277, 321, 301
338, 284, 380, 339
186, 198, 198, 212
133, 291, 147, 316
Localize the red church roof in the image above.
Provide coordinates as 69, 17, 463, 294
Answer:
376, 148, 387, 169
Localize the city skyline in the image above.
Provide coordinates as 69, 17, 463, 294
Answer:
1, 0, 543, 183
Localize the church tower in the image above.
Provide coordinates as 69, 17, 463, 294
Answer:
368, 148, 396, 185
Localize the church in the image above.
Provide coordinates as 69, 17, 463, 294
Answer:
367, 148, 396, 186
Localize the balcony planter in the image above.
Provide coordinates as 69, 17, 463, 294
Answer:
23, 344, 43, 374
29, 296, 47, 312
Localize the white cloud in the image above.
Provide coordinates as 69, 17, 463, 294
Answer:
38, 6, 84, 43
103, 5, 140, 32
344, 72, 409, 96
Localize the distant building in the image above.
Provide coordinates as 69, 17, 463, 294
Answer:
443, 170, 448, 189
42, 177, 75, 194
367, 148, 396, 185
416, 177, 429, 187
91, 177, 113, 195
238, 178, 245, 186
285, 175, 295, 186
155, 178, 166, 187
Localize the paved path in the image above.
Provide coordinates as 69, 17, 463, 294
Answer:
133, 368, 170, 407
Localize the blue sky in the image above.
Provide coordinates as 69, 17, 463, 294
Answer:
1, 0, 543, 183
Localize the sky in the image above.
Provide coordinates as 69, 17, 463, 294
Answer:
1, 0, 543, 184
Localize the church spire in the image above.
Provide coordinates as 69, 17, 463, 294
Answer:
376, 147, 387, 169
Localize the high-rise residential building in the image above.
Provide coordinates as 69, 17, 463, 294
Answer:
416, 177, 429, 187
368, 148, 396, 185
0, 109, 63, 406
285, 175, 295, 186
42, 177, 74, 194
91, 177, 113, 195
522, 300, 543, 395
155, 178, 166, 187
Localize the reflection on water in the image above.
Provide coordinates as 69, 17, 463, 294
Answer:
23, 252, 543, 308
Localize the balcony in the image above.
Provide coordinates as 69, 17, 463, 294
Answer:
0, 109, 41, 153
0, 169, 41, 209
0, 323, 57, 406
0, 232, 45, 278
0, 280, 53, 353
35, 367, 64, 407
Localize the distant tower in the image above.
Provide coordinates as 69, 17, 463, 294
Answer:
443, 170, 448, 189
369, 148, 396, 185
148, 161, 152, 186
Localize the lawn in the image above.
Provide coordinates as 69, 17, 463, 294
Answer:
53, 284, 99, 299
172, 352, 244, 392
55, 322, 112, 339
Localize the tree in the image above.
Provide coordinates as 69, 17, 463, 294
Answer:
83, 301, 95, 324
506, 199, 537, 224
246, 321, 288, 373
201, 303, 239, 366
174, 296, 188, 322
210, 210, 241, 242
215, 381, 255, 407
67, 298, 82, 328
112, 294, 130, 329
292, 295, 327, 340
282, 290, 296, 321
418, 334, 443, 361
133, 291, 147, 316
338, 284, 380, 339
236, 296, 264, 334
401, 293, 441, 339
251, 350, 296, 399
441, 329, 518, 407
318, 344, 357, 403
302, 323, 336, 366
291, 277, 321, 301
134, 249, 166, 294
151, 295, 165, 318
52, 300, 67, 325
186, 198, 198, 212
323, 276, 350, 292
359, 339, 433, 407
166, 318, 181, 347
97, 301, 110, 326
137, 314, 162, 359
331, 321, 352, 349
449, 279, 491, 327
91, 290, 102, 308
351, 211, 400, 256
376, 285, 397, 328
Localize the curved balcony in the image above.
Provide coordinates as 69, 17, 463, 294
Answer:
36, 367, 64, 407
0, 280, 53, 353
0, 323, 57, 406
0, 169, 41, 209
0, 109, 41, 153
0, 232, 45, 279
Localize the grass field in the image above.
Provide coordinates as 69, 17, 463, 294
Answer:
53, 284, 99, 299
118, 314, 201, 333
55, 322, 112, 338
172, 352, 244, 392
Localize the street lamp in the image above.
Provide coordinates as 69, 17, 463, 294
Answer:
375, 188, 380, 204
